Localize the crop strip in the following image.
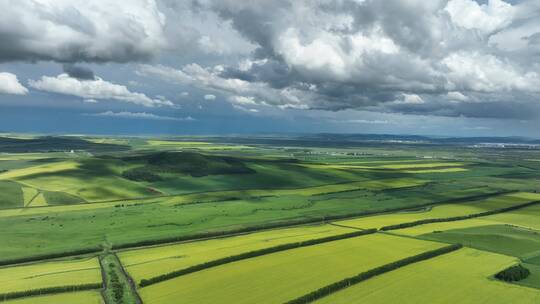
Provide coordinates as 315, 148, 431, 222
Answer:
0, 283, 102, 302
284, 244, 463, 304
380, 199, 540, 231
138, 229, 377, 287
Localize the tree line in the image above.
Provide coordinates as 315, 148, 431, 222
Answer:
139, 229, 377, 287
285, 244, 463, 304
380, 200, 540, 231
0, 283, 102, 302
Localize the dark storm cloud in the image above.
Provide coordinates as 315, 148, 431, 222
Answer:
62, 64, 95, 80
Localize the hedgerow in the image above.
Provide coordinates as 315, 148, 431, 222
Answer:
0, 283, 102, 302
139, 229, 377, 287
285, 244, 463, 304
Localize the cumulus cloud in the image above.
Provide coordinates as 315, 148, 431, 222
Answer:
147, 0, 538, 119
4, 0, 540, 121
445, 0, 515, 33
0, 0, 166, 63
29, 73, 172, 107
0, 72, 28, 95
87, 111, 194, 121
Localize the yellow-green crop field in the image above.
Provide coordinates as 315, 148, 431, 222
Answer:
138, 233, 444, 304
3, 291, 103, 304
315, 248, 540, 304
335, 192, 539, 230
0, 257, 102, 294
119, 224, 355, 282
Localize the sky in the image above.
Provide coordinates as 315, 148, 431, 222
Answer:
0, 0, 539, 137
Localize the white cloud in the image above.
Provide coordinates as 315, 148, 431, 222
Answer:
0, 0, 166, 62
442, 52, 540, 93
29, 74, 173, 107
87, 111, 194, 121
394, 94, 425, 105
445, 0, 515, 34
204, 94, 216, 100
0, 72, 28, 95
138, 63, 310, 109
447, 91, 469, 102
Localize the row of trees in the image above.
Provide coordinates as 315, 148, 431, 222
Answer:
285, 244, 463, 304
107, 262, 124, 303
139, 229, 377, 287
0, 283, 102, 302
381, 200, 540, 231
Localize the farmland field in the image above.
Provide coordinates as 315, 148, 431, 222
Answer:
119, 224, 355, 282
315, 248, 540, 304
0, 257, 101, 294
0, 134, 539, 303
138, 234, 444, 303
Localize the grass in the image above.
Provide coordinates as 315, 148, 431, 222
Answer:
138, 233, 443, 304
21, 187, 39, 207
314, 248, 540, 304
0, 257, 102, 294
0, 180, 23, 209
518, 263, 540, 289
1, 291, 103, 304
422, 224, 540, 258
119, 224, 355, 282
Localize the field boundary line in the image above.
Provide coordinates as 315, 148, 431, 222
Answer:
138, 229, 377, 287
380, 200, 540, 231
283, 244, 463, 304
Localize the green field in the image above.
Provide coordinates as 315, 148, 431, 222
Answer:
0, 135, 539, 303
119, 224, 355, 282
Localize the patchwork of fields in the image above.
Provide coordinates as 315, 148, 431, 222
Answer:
0, 135, 540, 303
